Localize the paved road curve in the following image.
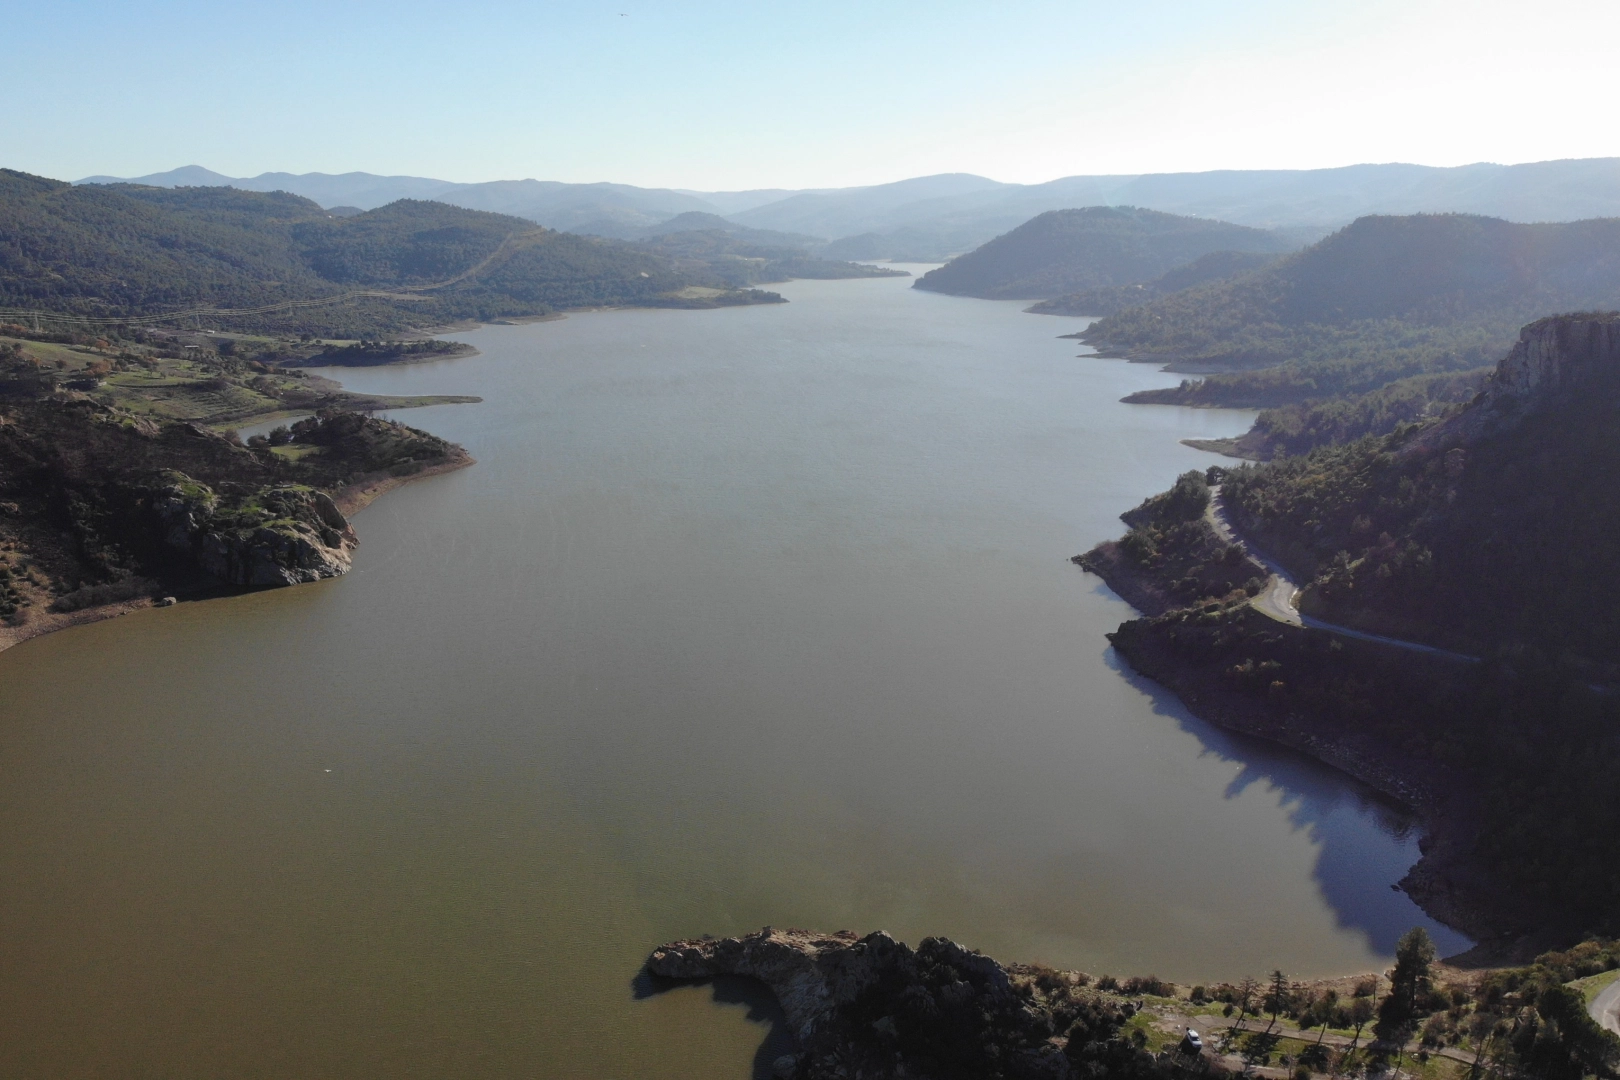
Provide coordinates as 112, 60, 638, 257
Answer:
1591, 976, 1620, 1037
1206, 489, 1479, 664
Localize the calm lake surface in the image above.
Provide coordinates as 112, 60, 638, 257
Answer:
0, 270, 1466, 1077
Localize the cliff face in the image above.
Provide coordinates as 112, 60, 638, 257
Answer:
1420, 312, 1620, 447
154, 480, 357, 587
1487, 312, 1620, 398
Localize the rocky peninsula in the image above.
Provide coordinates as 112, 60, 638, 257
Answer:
645, 929, 1620, 1080
0, 327, 477, 654
646, 927, 1128, 1080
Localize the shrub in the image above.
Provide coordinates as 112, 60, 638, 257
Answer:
49, 577, 151, 613
1123, 975, 1175, 997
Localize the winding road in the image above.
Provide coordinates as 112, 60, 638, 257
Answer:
1206, 489, 1479, 664
1203, 490, 1620, 1044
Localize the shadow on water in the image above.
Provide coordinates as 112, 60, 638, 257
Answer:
633, 969, 796, 1079
1099, 643, 1473, 958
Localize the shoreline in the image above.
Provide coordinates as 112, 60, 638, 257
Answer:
0, 448, 477, 660
1077, 518, 1534, 957
0, 593, 164, 657
0, 293, 725, 657
331, 448, 476, 516
643, 927, 1531, 1080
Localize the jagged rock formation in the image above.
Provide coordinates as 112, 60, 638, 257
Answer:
0, 395, 468, 623
1418, 311, 1620, 447
646, 928, 1162, 1080
154, 479, 357, 586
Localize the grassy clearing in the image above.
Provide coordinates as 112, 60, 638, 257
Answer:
1569, 967, 1620, 1004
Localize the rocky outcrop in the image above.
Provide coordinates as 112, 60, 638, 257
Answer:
154, 478, 358, 587
1488, 312, 1620, 400
646, 928, 1083, 1080
1418, 312, 1620, 448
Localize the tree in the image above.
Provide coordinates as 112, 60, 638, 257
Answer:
1266, 969, 1290, 1033
1390, 928, 1436, 1017
1466, 1010, 1500, 1079
1517, 984, 1620, 1080
1348, 996, 1375, 1054
1234, 976, 1261, 1031
1379, 927, 1436, 1041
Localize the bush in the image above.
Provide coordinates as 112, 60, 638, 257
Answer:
1123, 975, 1175, 997
49, 577, 151, 613
1163, 470, 1211, 521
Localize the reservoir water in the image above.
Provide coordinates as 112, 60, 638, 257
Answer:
0, 270, 1465, 1077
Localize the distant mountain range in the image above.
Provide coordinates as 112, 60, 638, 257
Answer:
73, 166, 811, 238
78, 159, 1620, 260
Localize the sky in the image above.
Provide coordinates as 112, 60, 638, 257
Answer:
8, 0, 1620, 191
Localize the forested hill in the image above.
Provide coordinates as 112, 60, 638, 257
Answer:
627, 212, 820, 248
1096, 213, 1620, 408
911, 207, 1292, 300
1094, 316, 1620, 941
622, 213, 909, 286
1028, 249, 1279, 317
0, 170, 768, 335
1225, 313, 1620, 664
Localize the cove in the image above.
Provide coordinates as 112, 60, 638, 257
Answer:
0, 269, 1466, 1078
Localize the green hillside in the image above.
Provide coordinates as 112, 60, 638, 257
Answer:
1027, 249, 1279, 317
628, 218, 907, 287
1223, 314, 1620, 663
0, 169, 765, 335
1102, 214, 1620, 409
1089, 315, 1620, 938
911, 206, 1291, 300
1187, 368, 1490, 460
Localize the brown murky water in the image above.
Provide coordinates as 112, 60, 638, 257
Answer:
0, 271, 1466, 1077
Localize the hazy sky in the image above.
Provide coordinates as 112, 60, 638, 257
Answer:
9, 0, 1618, 190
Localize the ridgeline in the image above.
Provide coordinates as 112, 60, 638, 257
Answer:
0, 168, 782, 337
912, 207, 1293, 300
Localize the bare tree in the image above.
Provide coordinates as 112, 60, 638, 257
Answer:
1466, 1010, 1499, 1078
1234, 976, 1261, 1032
1348, 996, 1375, 1055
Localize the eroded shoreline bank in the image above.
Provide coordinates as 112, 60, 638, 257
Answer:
0, 447, 476, 658
1074, 497, 1533, 959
